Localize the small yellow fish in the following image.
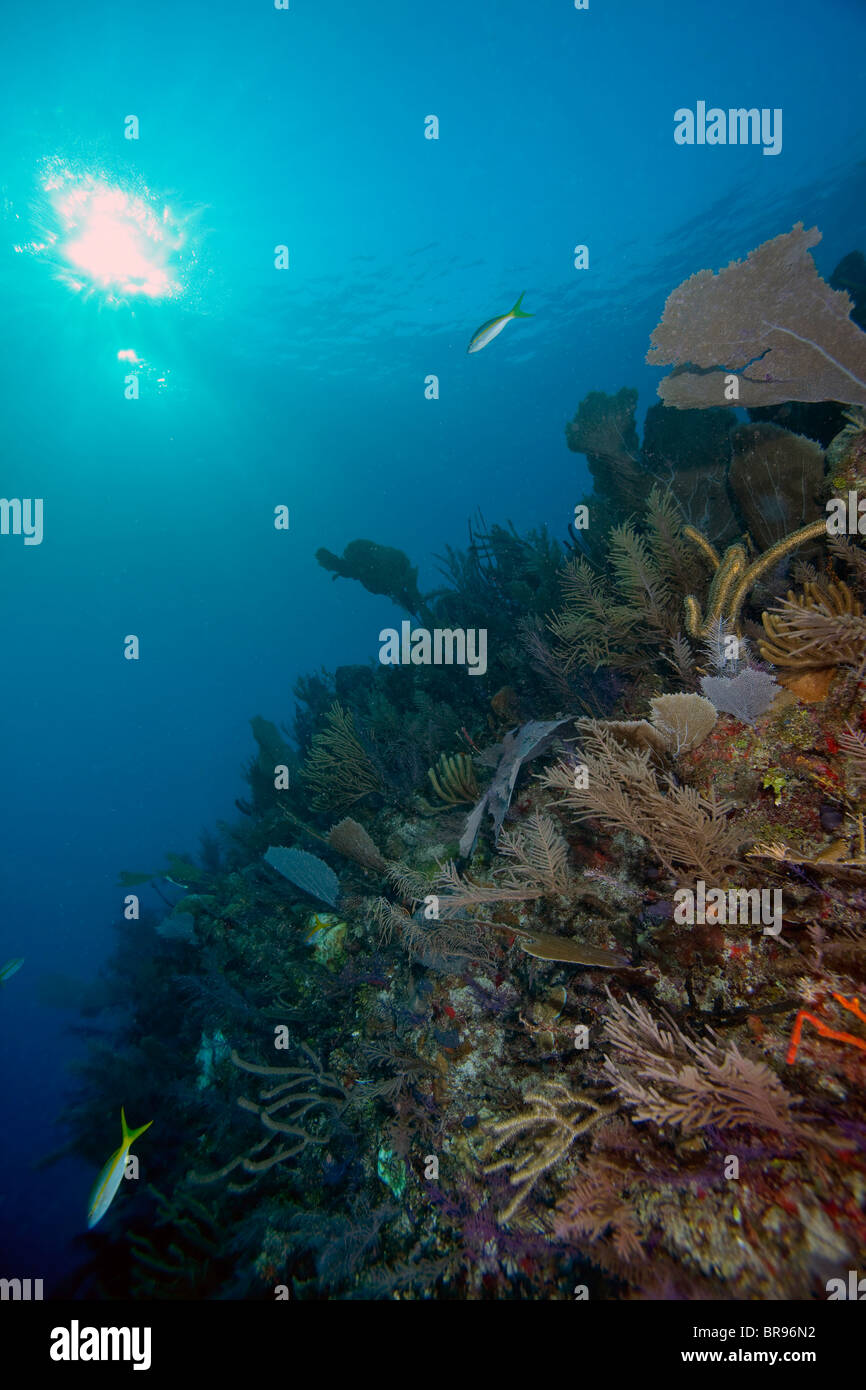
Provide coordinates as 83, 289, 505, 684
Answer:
87, 1108, 153, 1229
304, 913, 330, 941
0, 958, 24, 985
467, 292, 533, 354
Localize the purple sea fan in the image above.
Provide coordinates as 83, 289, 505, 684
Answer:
700, 667, 779, 726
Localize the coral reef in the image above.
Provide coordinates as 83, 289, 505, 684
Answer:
55, 252, 866, 1304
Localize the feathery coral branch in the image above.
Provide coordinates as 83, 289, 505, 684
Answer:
602, 992, 797, 1134
540, 723, 741, 880
496, 811, 571, 895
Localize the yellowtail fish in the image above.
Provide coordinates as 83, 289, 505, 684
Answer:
305, 913, 330, 941
0, 958, 24, 984
87, 1108, 153, 1229
467, 292, 533, 354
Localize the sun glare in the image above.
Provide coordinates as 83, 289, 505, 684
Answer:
21, 161, 185, 302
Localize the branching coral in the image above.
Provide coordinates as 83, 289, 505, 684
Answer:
829, 532, 866, 586
548, 552, 635, 672
540, 723, 742, 880
682, 519, 829, 637
188, 1045, 349, 1191
365, 895, 497, 966
748, 840, 866, 879
433, 860, 543, 916
518, 616, 587, 712
302, 702, 384, 811
786, 992, 866, 1065
551, 530, 669, 670
365, 895, 411, 948
495, 811, 571, 895
552, 1155, 644, 1263
759, 578, 866, 669
601, 991, 798, 1134
548, 489, 697, 674
483, 1080, 618, 1223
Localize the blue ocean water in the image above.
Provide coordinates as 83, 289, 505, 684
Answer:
1, 0, 865, 1292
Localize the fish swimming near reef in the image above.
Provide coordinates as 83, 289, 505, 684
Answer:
0, 957, 24, 985
467, 292, 533, 354
304, 913, 330, 941
87, 1108, 153, 1229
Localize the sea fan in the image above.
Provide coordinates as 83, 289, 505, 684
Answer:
264, 846, 339, 906
700, 667, 779, 725
649, 692, 717, 755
